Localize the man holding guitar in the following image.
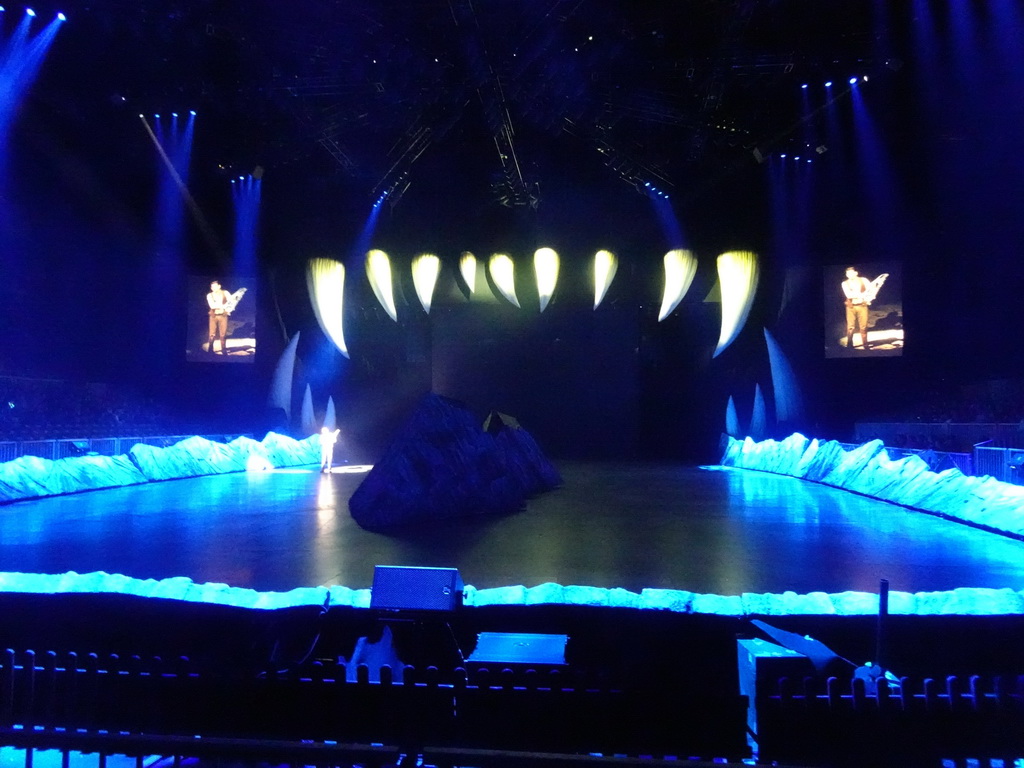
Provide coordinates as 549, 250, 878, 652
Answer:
842, 266, 888, 351
206, 280, 247, 355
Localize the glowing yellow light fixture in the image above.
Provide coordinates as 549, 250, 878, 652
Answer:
459, 251, 477, 294
489, 253, 520, 308
593, 249, 618, 309
305, 257, 348, 357
365, 249, 397, 321
658, 249, 697, 321
534, 247, 559, 312
714, 250, 759, 357
411, 253, 440, 313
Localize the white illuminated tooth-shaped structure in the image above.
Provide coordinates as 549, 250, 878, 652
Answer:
305, 257, 348, 357
412, 252, 440, 313
365, 249, 398, 321
459, 251, 477, 295
534, 247, 559, 312
714, 250, 759, 357
593, 249, 618, 309
658, 248, 697, 321
489, 253, 520, 308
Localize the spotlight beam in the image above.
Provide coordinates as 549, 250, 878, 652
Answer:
138, 115, 225, 262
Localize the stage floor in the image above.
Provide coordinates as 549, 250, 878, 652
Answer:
2, 462, 1024, 596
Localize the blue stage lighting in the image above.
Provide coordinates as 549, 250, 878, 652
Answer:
794, 156, 801, 161
171, 112, 178, 117
780, 153, 787, 158
1, 6, 7, 11
57, 11, 65, 20
801, 83, 808, 89
154, 114, 160, 119
825, 80, 833, 87
189, 110, 197, 116
849, 77, 858, 85
26, 7, 35, 15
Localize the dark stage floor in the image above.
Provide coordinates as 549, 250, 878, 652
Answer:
3, 462, 1024, 597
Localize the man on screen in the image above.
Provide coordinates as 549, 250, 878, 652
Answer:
206, 280, 248, 355
841, 266, 886, 351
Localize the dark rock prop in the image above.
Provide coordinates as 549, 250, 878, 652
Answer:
349, 394, 560, 530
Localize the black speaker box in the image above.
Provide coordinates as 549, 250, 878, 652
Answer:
370, 565, 464, 612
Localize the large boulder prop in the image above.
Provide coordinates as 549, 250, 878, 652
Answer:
349, 394, 561, 530
484, 410, 562, 495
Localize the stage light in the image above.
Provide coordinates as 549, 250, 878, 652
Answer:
780, 153, 787, 158
801, 83, 808, 89
825, 81, 832, 87
714, 250, 760, 357
534, 247, 559, 312
863, 75, 869, 82
56, 11, 65, 21
366, 249, 398, 321
412, 253, 440, 313
171, 112, 178, 117
593, 250, 618, 310
306, 258, 348, 357
459, 252, 477, 294
489, 253, 520, 308
190, 110, 197, 116
25, 7, 35, 16
849, 77, 858, 85
658, 249, 697, 322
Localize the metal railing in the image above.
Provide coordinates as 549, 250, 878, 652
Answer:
0, 434, 252, 464
837, 442, 974, 476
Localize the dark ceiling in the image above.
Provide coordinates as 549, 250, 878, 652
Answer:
32, 0, 895, 217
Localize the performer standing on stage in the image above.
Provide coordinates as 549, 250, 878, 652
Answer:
207, 280, 232, 355
841, 266, 886, 351
320, 426, 341, 473
206, 280, 247, 355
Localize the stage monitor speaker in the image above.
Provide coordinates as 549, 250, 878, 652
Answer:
370, 565, 464, 612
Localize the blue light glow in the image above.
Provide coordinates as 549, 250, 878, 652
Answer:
26, 7, 35, 16
849, 77, 858, 84
801, 83, 808, 89
154, 114, 160, 119
189, 110, 196, 116
780, 153, 787, 158
56, 12, 65, 21
825, 80, 833, 87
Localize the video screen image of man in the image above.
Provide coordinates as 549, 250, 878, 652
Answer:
187, 275, 256, 362
824, 263, 903, 358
